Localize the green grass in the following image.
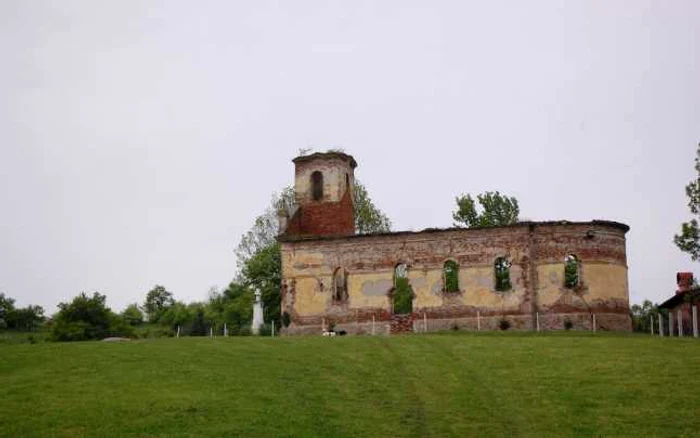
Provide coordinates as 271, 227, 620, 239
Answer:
1, 332, 699, 437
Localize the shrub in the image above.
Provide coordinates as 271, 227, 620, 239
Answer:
499, 319, 511, 330
564, 319, 574, 330
451, 323, 460, 331
51, 292, 132, 342
258, 323, 273, 336
282, 311, 291, 328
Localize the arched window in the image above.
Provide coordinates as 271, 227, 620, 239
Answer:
311, 171, 323, 200
494, 257, 512, 291
393, 263, 413, 314
564, 254, 580, 288
332, 267, 348, 303
443, 260, 459, 292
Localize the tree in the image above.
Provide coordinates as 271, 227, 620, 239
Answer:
121, 303, 144, 326
452, 191, 520, 228
0, 293, 15, 330
630, 300, 662, 333
353, 182, 392, 234
143, 285, 174, 323
240, 242, 282, 329
0, 294, 44, 331
51, 292, 131, 341
675, 143, 700, 260
160, 301, 194, 332
11, 305, 44, 331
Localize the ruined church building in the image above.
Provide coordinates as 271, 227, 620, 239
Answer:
278, 152, 631, 334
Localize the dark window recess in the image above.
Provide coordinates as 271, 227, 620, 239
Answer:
333, 268, 348, 302
311, 171, 323, 200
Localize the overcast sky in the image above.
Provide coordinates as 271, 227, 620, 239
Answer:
1, 1, 699, 314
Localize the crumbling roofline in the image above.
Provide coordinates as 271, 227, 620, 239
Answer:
278, 219, 630, 243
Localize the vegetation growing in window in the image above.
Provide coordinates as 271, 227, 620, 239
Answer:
494, 257, 512, 291
393, 264, 413, 314
564, 254, 580, 289
443, 260, 459, 292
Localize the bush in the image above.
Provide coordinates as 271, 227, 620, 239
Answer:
237, 326, 252, 336
451, 323, 460, 331
258, 323, 273, 336
282, 311, 291, 328
564, 319, 574, 330
51, 292, 132, 342
499, 319, 511, 330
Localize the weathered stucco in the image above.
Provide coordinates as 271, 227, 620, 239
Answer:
280, 222, 631, 333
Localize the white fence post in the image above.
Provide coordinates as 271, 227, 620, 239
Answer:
678, 310, 683, 338
272, 321, 275, 337
372, 315, 376, 335
693, 306, 698, 338
669, 312, 674, 337
477, 311, 481, 331
658, 314, 664, 337
592, 314, 596, 334
177, 325, 180, 338
650, 315, 654, 336
423, 312, 427, 333
536, 312, 540, 332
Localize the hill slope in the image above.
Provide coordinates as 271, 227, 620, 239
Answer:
1, 333, 699, 437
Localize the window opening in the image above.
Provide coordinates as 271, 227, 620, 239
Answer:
494, 257, 512, 291
311, 171, 323, 200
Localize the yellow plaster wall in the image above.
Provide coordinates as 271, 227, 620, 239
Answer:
293, 277, 328, 316
537, 262, 628, 307
348, 271, 392, 308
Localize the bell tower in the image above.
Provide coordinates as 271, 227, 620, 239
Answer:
279, 151, 356, 238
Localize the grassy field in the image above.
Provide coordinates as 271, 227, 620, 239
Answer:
1, 332, 699, 437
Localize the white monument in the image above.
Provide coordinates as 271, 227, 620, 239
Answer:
252, 289, 264, 335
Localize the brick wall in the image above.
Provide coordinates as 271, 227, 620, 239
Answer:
280, 221, 632, 334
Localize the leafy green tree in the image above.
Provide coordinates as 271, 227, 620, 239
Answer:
453, 191, 520, 228
240, 243, 282, 328
189, 305, 208, 336
353, 182, 392, 234
160, 301, 194, 331
11, 305, 44, 331
675, 143, 700, 260
630, 300, 662, 333
221, 282, 254, 334
0, 293, 16, 330
51, 292, 131, 341
121, 303, 144, 326
143, 285, 174, 323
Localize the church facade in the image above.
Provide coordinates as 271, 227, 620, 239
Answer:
278, 152, 631, 334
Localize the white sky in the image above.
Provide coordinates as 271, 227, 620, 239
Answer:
1, 1, 699, 313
